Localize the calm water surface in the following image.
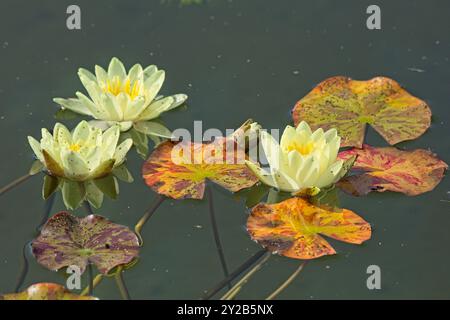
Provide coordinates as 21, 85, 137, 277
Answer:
0, 0, 449, 299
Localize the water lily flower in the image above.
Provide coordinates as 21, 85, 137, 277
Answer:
27, 121, 134, 209
246, 121, 350, 195
53, 57, 187, 157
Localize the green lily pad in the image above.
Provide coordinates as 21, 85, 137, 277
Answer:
32, 212, 140, 274
292, 76, 431, 147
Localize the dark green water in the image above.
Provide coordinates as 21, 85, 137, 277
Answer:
0, 0, 449, 299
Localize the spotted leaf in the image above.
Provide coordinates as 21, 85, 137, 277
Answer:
0, 283, 97, 300
337, 145, 448, 196
292, 76, 431, 147
32, 212, 140, 274
142, 136, 258, 200
247, 197, 371, 259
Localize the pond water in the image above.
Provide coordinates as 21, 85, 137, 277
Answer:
0, 0, 449, 299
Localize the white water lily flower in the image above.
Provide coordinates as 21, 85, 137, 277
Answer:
27, 121, 134, 209
28, 121, 132, 181
53, 57, 187, 132
246, 121, 348, 194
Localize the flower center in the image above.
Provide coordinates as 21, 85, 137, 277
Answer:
286, 141, 314, 155
69, 143, 81, 152
104, 76, 141, 100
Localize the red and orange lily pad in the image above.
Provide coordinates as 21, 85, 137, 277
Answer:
247, 197, 371, 259
292, 76, 431, 147
0, 283, 97, 300
32, 212, 140, 274
337, 145, 448, 196
142, 132, 258, 200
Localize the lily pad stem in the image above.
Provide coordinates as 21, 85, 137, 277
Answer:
115, 266, 130, 300
84, 201, 94, 215
207, 185, 231, 289
15, 194, 56, 292
265, 261, 306, 300
80, 274, 103, 296
88, 263, 94, 296
220, 251, 271, 300
134, 195, 166, 246
0, 174, 33, 197
202, 249, 267, 299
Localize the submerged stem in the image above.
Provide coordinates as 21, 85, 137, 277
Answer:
115, 267, 131, 300
14, 241, 31, 293
265, 261, 306, 300
88, 263, 94, 296
84, 201, 94, 215
81, 274, 103, 296
0, 174, 33, 197
207, 185, 231, 289
37, 193, 56, 231
134, 195, 166, 246
221, 251, 271, 300
202, 249, 267, 300
15, 195, 56, 292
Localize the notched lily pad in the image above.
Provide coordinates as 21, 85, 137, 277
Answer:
292, 76, 431, 147
142, 135, 258, 200
247, 197, 371, 259
337, 144, 448, 196
0, 283, 97, 300
32, 212, 140, 274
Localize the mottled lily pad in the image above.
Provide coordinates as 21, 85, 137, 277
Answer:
292, 76, 431, 147
247, 197, 371, 259
32, 212, 140, 274
0, 283, 97, 300
142, 136, 258, 200
337, 145, 448, 196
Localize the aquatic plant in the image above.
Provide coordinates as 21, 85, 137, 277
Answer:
245, 121, 352, 196
292, 76, 431, 147
337, 145, 448, 196
142, 120, 259, 200
54, 57, 187, 157
0, 283, 98, 300
27, 121, 133, 209
32, 212, 140, 274
247, 197, 371, 259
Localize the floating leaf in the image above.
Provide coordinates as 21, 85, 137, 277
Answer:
337, 145, 448, 196
142, 137, 258, 200
292, 76, 431, 147
0, 283, 98, 300
247, 197, 371, 259
32, 212, 140, 274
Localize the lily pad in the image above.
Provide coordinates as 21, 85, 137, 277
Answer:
337, 144, 448, 196
142, 137, 258, 200
247, 197, 371, 259
32, 212, 140, 274
0, 283, 97, 300
292, 76, 431, 147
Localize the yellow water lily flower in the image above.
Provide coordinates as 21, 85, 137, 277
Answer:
27, 121, 133, 209
246, 121, 348, 194
53, 57, 187, 135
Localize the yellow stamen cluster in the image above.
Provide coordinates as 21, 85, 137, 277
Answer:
286, 141, 314, 155
69, 143, 81, 152
104, 76, 141, 100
